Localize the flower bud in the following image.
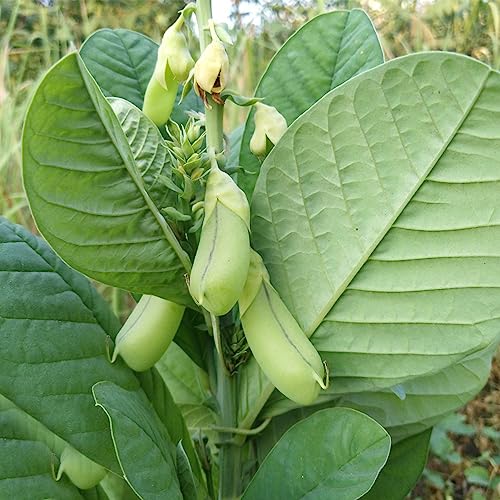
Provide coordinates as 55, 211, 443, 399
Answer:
239, 250, 327, 405
250, 103, 287, 157
194, 39, 228, 94
154, 18, 194, 88
112, 295, 185, 372
189, 165, 250, 315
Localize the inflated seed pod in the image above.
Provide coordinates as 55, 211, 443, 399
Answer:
239, 251, 326, 406
112, 295, 185, 372
189, 164, 250, 315
142, 68, 178, 126
56, 446, 107, 490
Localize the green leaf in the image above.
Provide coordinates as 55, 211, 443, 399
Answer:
0, 216, 139, 473
93, 381, 183, 500
108, 98, 177, 210
176, 441, 198, 500
221, 90, 263, 106
173, 309, 210, 371
136, 368, 205, 492
243, 408, 390, 500
249, 53, 500, 413
22, 53, 192, 304
464, 466, 491, 487
238, 9, 384, 198
362, 429, 431, 500
99, 473, 138, 500
80, 29, 157, 109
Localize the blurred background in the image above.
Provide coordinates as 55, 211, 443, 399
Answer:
0, 1, 498, 498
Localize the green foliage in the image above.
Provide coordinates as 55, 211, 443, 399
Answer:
22, 53, 192, 304
362, 429, 431, 500
243, 408, 391, 500
3, 2, 500, 498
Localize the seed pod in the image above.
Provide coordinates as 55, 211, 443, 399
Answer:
56, 446, 106, 490
142, 68, 178, 126
239, 251, 326, 406
250, 103, 287, 157
189, 165, 250, 315
112, 295, 185, 372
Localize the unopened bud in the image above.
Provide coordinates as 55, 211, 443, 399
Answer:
154, 17, 194, 88
250, 103, 287, 157
193, 20, 229, 105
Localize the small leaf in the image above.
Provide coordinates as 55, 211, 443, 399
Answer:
221, 90, 263, 106
163, 207, 192, 222
243, 408, 390, 500
464, 466, 491, 487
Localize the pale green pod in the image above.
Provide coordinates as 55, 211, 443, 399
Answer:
56, 445, 107, 490
189, 165, 250, 315
239, 251, 326, 406
189, 202, 250, 315
142, 67, 178, 126
112, 295, 185, 372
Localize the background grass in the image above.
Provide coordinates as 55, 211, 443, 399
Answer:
1, 1, 498, 498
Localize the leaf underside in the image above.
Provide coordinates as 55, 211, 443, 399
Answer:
251, 53, 500, 397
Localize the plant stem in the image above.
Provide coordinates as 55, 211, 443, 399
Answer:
196, 1, 241, 498
216, 360, 241, 500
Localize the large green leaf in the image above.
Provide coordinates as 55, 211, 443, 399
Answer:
362, 428, 431, 500
79, 29, 203, 126
242, 408, 390, 500
93, 382, 182, 500
238, 9, 384, 198
79, 29, 157, 110
0, 216, 139, 473
250, 53, 500, 401
22, 53, 192, 304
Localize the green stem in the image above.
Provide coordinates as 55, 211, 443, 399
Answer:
216, 362, 241, 500
196, 1, 240, 498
